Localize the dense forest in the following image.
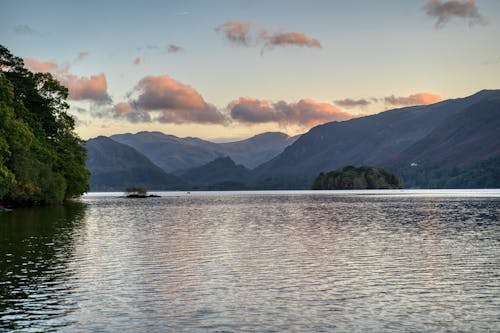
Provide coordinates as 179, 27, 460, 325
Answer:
312, 166, 403, 190
0, 45, 89, 205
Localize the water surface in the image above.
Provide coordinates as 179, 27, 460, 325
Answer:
1, 191, 499, 332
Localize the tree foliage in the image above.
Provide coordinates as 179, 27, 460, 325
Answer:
312, 166, 403, 190
0, 45, 89, 204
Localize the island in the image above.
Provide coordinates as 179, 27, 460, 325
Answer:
124, 187, 160, 198
312, 166, 403, 190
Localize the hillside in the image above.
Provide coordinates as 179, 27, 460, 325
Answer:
110, 132, 222, 173
85, 137, 186, 191
219, 132, 300, 169
178, 156, 252, 188
254, 90, 500, 188
110, 131, 299, 172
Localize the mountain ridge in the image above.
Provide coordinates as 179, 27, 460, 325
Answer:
254, 89, 500, 188
110, 131, 300, 172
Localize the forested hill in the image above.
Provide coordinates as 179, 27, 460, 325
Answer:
254, 89, 500, 189
0, 45, 89, 205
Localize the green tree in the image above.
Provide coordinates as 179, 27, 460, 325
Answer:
0, 45, 89, 204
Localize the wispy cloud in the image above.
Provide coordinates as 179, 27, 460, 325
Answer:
167, 44, 184, 53
384, 92, 442, 106
13, 24, 39, 35
261, 31, 321, 51
334, 98, 373, 108
76, 51, 90, 62
216, 21, 253, 46
424, 0, 487, 28
216, 21, 321, 52
112, 75, 226, 124
24, 57, 112, 104
228, 97, 352, 127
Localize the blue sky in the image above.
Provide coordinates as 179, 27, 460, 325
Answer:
1, 0, 499, 140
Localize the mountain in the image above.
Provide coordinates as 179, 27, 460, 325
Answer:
85, 137, 186, 191
389, 97, 500, 168
110, 131, 222, 173
178, 156, 252, 188
110, 131, 299, 172
254, 90, 500, 188
219, 132, 300, 169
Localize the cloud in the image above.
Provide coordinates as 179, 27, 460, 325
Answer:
112, 102, 151, 123
424, 0, 487, 28
262, 31, 321, 49
216, 21, 253, 46
216, 21, 321, 51
59, 74, 112, 103
334, 98, 372, 108
384, 93, 442, 106
23, 57, 60, 73
13, 24, 39, 35
228, 97, 353, 127
112, 75, 226, 124
133, 57, 141, 65
23, 57, 111, 104
167, 44, 184, 53
76, 51, 90, 61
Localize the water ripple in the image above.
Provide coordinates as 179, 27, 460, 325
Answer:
1, 194, 499, 332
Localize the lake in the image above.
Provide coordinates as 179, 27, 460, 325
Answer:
1, 190, 499, 332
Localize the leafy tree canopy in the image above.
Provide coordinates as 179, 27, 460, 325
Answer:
312, 166, 403, 190
0, 45, 89, 205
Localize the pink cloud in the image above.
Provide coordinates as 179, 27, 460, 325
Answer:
23, 57, 111, 103
384, 93, 442, 106
228, 97, 353, 127
23, 57, 60, 73
59, 74, 111, 103
215, 21, 253, 45
216, 21, 322, 51
113, 75, 226, 124
262, 31, 321, 48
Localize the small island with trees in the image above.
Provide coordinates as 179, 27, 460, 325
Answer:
312, 166, 403, 190
124, 187, 160, 198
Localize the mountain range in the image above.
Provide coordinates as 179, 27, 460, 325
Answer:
110, 131, 299, 172
85, 136, 185, 191
86, 89, 500, 191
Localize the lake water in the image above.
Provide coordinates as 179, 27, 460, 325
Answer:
1, 190, 499, 332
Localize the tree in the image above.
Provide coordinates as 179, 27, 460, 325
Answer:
312, 166, 403, 190
0, 45, 89, 204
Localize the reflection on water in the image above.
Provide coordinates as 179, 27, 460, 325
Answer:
1, 193, 499, 332
0, 203, 86, 332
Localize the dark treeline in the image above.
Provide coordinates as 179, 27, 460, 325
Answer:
0, 45, 89, 205
312, 166, 403, 190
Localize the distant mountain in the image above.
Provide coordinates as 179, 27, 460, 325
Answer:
110, 132, 222, 173
219, 132, 300, 169
110, 131, 299, 172
178, 156, 252, 188
254, 90, 500, 188
85, 137, 186, 191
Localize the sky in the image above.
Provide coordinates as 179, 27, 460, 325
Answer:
1, 0, 499, 141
